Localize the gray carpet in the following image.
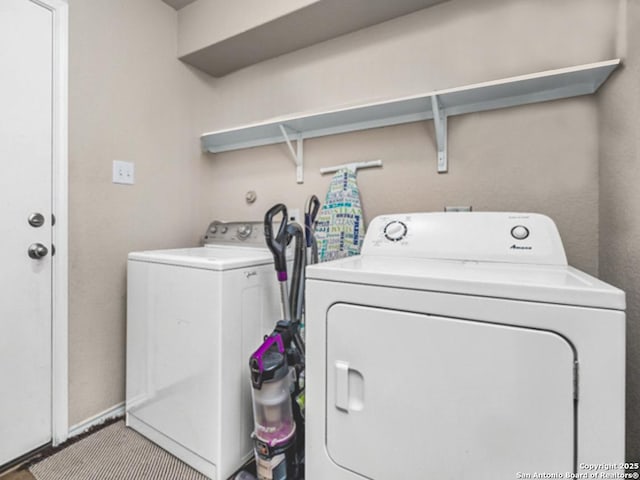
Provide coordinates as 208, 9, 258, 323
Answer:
29, 421, 208, 480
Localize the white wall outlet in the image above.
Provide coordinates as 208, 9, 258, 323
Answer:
289, 208, 301, 225
112, 160, 135, 185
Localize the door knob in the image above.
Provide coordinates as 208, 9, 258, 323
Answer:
28, 243, 48, 259
28, 213, 45, 228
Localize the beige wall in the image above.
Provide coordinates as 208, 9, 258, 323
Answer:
598, 0, 640, 459
67, 0, 214, 424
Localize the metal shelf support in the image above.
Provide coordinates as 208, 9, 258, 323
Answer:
431, 95, 448, 173
279, 124, 304, 183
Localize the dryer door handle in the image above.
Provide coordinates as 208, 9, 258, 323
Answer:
335, 361, 350, 412
334, 361, 364, 413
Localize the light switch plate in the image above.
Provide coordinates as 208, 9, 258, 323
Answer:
113, 160, 135, 185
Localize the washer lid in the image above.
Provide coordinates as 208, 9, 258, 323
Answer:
128, 246, 275, 271
306, 256, 625, 310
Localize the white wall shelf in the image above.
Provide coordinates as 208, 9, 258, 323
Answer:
201, 59, 620, 182
179, 0, 448, 77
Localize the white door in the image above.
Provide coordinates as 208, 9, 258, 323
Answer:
0, 0, 53, 465
326, 304, 576, 479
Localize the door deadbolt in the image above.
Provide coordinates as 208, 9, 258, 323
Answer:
28, 243, 48, 259
28, 213, 45, 228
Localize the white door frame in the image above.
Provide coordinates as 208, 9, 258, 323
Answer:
30, 0, 69, 447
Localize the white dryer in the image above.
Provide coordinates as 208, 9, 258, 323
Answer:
305, 212, 625, 480
126, 221, 283, 480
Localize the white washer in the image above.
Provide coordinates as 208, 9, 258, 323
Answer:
305, 212, 625, 480
126, 221, 283, 480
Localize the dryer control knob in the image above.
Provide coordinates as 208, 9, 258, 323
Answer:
384, 221, 407, 242
220, 226, 228, 234
511, 225, 530, 240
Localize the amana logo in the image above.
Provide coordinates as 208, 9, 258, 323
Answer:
510, 244, 533, 250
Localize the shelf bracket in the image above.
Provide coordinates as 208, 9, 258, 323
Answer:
430, 95, 448, 173
279, 124, 304, 183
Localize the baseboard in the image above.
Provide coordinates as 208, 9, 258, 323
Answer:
68, 402, 125, 439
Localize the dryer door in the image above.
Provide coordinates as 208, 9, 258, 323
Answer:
326, 304, 576, 479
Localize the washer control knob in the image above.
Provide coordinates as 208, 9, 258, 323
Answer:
237, 224, 252, 239
220, 226, 228, 234
511, 225, 530, 240
210, 225, 217, 234
384, 221, 408, 242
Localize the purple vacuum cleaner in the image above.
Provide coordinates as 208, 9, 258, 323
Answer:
247, 203, 308, 480
249, 335, 297, 479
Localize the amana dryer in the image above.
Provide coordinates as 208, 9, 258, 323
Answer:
126, 221, 284, 480
305, 212, 625, 480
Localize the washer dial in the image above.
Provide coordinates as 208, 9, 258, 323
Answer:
237, 224, 253, 239
384, 221, 408, 242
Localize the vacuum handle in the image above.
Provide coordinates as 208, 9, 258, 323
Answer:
264, 203, 289, 280
250, 334, 286, 389
305, 195, 321, 248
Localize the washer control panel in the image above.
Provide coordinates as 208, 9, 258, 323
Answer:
237, 224, 253, 239
362, 212, 567, 266
203, 221, 265, 246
